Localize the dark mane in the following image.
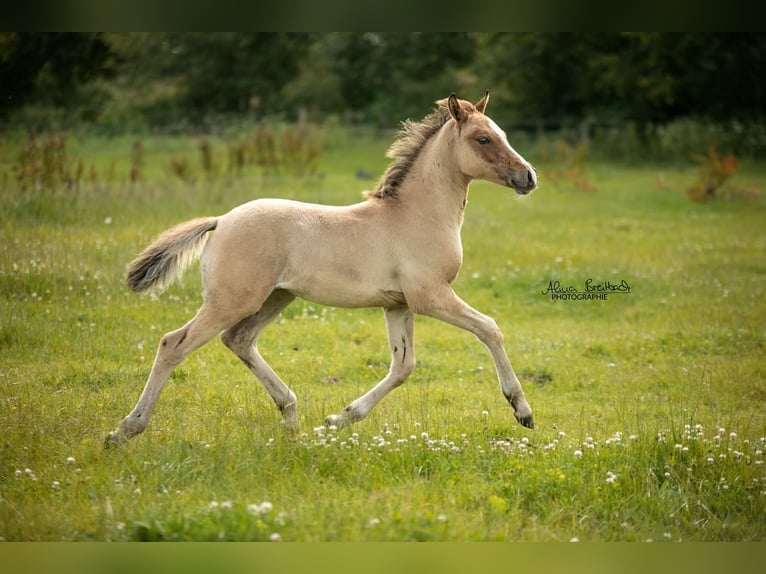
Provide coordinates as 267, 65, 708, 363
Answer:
368, 106, 451, 200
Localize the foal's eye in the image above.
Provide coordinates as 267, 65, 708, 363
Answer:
476, 136, 491, 145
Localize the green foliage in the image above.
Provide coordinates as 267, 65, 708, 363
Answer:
477, 33, 766, 128
12, 131, 82, 191
538, 138, 596, 192
165, 124, 324, 182
7, 32, 766, 151
686, 145, 739, 201
0, 33, 113, 120
128, 140, 144, 183
251, 123, 323, 177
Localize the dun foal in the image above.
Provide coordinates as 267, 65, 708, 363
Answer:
106, 92, 537, 447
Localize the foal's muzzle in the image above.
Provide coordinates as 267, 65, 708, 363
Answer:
509, 167, 537, 195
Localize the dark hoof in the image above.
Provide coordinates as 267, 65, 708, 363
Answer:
516, 415, 535, 430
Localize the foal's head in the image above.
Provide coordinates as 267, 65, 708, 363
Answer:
438, 92, 537, 195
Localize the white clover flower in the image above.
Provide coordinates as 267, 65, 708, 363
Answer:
574, 449, 583, 458
248, 501, 273, 516
368, 517, 381, 528
66, 456, 76, 464
269, 533, 282, 542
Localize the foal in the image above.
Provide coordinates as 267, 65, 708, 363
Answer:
106, 92, 537, 446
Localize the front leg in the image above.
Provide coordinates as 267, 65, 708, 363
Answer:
415, 286, 534, 429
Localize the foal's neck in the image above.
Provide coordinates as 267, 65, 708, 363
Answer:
400, 125, 470, 227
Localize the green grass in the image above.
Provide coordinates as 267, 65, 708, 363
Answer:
1, 133, 765, 541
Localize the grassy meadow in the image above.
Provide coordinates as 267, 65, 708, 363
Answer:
1, 128, 765, 541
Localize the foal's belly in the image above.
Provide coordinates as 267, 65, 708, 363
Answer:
277, 266, 403, 309
280, 280, 403, 309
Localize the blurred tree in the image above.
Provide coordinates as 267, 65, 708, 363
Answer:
169, 33, 314, 114
106, 33, 314, 122
0, 33, 114, 117
477, 33, 766, 128
327, 33, 477, 124
4, 33, 765, 132
281, 34, 346, 117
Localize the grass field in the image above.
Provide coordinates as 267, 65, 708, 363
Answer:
1, 131, 765, 541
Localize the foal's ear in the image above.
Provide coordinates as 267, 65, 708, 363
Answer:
475, 90, 490, 114
447, 93, 464, 122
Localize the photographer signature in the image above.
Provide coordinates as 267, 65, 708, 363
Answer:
542, 279, 631, 296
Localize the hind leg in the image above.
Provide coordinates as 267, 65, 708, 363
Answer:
221, 289, 299, 431
325, 306, 415, 428
106, 303, 239, 447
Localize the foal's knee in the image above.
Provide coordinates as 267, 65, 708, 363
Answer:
402, 353, 416, 378
477, 317, 504, 348
391, 352, 416, 386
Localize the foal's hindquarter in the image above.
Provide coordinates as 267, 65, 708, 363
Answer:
106, 94, 535, 446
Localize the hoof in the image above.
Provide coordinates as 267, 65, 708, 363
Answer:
324, 414, 342, 428
104, 431, 123, 450
281, 418, 300, 434
516, 415, 534, 429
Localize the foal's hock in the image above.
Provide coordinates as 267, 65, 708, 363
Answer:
106, 92, 537, 447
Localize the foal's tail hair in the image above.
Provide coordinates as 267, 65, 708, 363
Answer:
126, 217, 218, 292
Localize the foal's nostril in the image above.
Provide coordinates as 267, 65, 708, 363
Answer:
527, 169, 536, 187
510, 167, 537, 193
